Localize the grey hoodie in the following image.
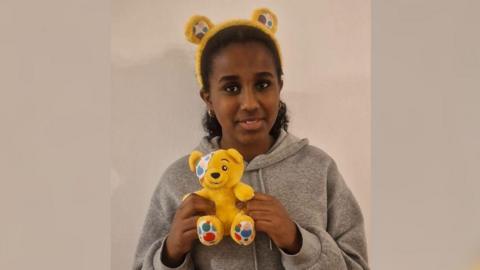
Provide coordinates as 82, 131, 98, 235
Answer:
133, 130, 369, 270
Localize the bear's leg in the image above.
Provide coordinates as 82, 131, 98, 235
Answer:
197, 215, 224, 246
230, 212, 255, 245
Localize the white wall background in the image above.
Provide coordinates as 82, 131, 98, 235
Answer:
111, 1, 371, 269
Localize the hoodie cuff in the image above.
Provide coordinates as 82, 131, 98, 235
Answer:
279, 223, 322, 269
154, 237, 192, 270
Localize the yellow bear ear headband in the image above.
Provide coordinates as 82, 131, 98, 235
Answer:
184, 8, 282, 88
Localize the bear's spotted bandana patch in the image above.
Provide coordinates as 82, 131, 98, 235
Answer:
195, 152, 213, 179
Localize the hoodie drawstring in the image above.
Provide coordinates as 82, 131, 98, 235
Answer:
258, 169, 273, 251
252, 240, 259, 270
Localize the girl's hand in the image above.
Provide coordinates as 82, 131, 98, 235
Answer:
246, 192, 301, 254
163, 194, 215, 267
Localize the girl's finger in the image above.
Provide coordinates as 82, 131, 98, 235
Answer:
253, 220, 274, 233
183, 228, 199, 242
235, 201, 246, 209
181, 216, 200, 232
249, 210, 272, 222
252, 192, 273, 201
178, 196, 215, 218
246, 200, 273, 212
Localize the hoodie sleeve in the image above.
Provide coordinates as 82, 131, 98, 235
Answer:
279, 160, 369, 270
132, 164, 194, 270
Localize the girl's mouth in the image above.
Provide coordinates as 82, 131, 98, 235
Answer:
238, 119, 263, 131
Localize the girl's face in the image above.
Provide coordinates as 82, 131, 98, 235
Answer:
201, 41, 282, 148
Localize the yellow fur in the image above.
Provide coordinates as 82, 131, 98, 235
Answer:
188, 149, 256, 245
184, 8, 282, 88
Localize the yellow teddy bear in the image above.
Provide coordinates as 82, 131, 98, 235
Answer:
187, 149, 255, 246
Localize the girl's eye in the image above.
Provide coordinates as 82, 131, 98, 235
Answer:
256, 81, 270, 90
224, 84, 240, 93
222, 165, 228, 171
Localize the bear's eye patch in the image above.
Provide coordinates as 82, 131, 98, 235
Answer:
222, 165, 228, 171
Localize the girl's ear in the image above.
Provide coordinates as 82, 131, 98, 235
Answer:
200, 90, 212, 107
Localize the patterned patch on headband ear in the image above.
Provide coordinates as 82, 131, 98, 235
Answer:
251, 8, 278, 33
185, 15, 214, 44
195, 152, 213, 179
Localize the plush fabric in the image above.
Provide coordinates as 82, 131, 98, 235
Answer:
184, 8, 282, 88
187, 149, 256, 246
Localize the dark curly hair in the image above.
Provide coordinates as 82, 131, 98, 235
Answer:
200, 25, 289, 139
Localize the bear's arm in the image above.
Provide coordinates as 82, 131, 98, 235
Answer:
233, 182, 254, 202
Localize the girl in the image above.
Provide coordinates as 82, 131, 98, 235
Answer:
133, 8, 369, 270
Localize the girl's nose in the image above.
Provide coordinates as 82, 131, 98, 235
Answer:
240, 88, 259, 111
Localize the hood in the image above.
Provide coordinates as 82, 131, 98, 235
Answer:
195, 129, 309, 172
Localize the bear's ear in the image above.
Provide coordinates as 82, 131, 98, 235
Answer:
226, 148, 243, 164
251, 8, 278, 33
185, 15, 214, 44
188, 151, 204, 172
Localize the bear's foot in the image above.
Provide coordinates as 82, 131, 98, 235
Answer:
197, 215, 224, 246
231, 214, 255, 245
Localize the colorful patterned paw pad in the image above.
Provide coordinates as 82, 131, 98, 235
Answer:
233, 221, 254, 245
197, 220, 219, 246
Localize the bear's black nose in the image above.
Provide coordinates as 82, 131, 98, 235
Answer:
211, 172, 220, 179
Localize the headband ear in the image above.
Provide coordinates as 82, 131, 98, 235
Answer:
251, 8, 278, 33
185, 15, 214, 44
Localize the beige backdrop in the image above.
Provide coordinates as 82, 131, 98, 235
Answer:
372, 1, 480, 269
111, 0, 371, 269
